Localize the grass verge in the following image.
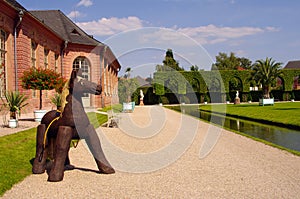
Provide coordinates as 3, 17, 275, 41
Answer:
199, 102, 300, 129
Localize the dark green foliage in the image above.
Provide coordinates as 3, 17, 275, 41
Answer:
156, 49, 184, 72
291, 91, 295, 100
247, 93, 252, 101
190, 65, 199, 71
2, 91, 29, 119
226, 93, 231, 102
161, 96, 169, 104
212, 52, 252, 70
153, 60, 300, 104
251, 57, 282, 98
118, 77, 139, 103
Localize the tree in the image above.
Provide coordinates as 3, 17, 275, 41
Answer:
21, 68, 66, 109
190, 65, 199, 71
238, 57, 252, 70
212, 52, 252, 70
156, 49, 184, 71
124, 67, 132, 79
251, 57, 282, 99
121, 67, 139, 102
118, 77, 139, 103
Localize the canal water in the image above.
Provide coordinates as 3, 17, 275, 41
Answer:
180, 107, 300, 152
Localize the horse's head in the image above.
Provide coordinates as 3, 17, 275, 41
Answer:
69, 69, 102, 95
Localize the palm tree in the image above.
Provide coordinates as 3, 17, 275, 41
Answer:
251, 57, 282, 99
124, 67, 131, 79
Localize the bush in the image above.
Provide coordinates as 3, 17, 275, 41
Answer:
160, 96, 169, 104
247, 93, 252, 101
182, 95, 190, 104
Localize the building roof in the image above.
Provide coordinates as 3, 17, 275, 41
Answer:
4, 0, 26, 11
3, 1, 121, 71
30, 10, 102, 46
284, 60, 300, 69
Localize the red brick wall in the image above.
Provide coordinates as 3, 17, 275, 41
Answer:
0, 1, 120, 114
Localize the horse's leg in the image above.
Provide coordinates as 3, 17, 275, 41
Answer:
64, 154, 75, 170
48, 126, 73, 182
84, 124, 115, 174
32, 124, 48, 174
47, 137, 55, 160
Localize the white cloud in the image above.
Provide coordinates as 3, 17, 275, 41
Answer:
67, 11, 85, 19
75, 16, 278, 47
177, 24, 278, 45
76, 0, 93, 7
76, 16, 144, 36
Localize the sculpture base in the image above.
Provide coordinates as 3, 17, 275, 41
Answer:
234, 97, 240, 105
140, 99, 144, 106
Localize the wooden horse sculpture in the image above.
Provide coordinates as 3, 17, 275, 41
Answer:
32, 69, 115, 182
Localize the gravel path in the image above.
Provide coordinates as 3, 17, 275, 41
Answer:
2, 106, 300, 198
0, 113, 39, 137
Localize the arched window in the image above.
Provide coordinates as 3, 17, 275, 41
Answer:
0, 29, 6, 97
73, 56, 90, 80
73, 57, 90, 99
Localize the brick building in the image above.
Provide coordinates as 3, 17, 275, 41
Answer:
0, 0, 121, 113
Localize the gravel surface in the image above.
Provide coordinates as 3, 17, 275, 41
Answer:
2, 106, 300, 198
0, 113, 39, 137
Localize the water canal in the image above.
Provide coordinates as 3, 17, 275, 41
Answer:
172, 106, 300, 152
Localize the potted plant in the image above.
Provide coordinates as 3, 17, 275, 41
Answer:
21, 67, 65, 121
51, 93, 62, 110
2, 91, 28, 128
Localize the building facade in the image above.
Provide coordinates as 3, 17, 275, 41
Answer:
0, 0, 120, 112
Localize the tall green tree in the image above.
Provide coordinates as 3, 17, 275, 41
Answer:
212, 52, 252, 70
190, 65, 199, 71
124, 67, 132, 79
156, 49, 184, 71
238, 57, 252, 70
118, 77, 139, 103
251, 57, 282, 98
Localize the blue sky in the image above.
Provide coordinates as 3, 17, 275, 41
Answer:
18, 0, 300, 77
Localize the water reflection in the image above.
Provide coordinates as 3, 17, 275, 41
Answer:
195, 110, 300, 152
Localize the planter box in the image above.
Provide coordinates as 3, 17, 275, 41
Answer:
259, 98, 274, 106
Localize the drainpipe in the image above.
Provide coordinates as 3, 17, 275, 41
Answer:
14, 10, 24, 91
60, 40, 68, 76
101, 46, 107, 108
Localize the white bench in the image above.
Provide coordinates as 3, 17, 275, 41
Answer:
259, 98, 274, 106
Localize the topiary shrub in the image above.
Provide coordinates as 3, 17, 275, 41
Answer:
161, 96, 169, 104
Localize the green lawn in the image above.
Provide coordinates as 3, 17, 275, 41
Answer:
0, 128, 36, 196
0, 112, 108, 196
198, 102, 300, 128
